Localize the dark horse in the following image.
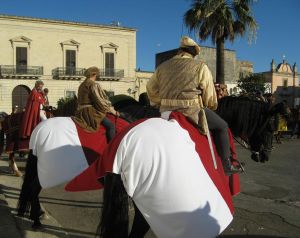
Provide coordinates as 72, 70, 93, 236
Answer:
111, 94, 290, 163
216, 96, 290, 162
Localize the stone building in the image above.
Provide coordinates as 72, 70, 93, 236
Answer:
155, 47, 253, 83
0, 14, 137, 113
262, 59, 300, 107
137, 47, 254, 97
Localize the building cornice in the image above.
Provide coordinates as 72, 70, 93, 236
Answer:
0, 14, 137, 32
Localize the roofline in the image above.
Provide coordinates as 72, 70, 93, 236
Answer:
135, 69, 154, 73
0, 14, 137, 32
156, 46, 236, 56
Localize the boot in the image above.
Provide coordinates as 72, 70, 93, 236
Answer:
222, 157, 243, 176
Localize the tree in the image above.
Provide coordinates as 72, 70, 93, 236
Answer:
56, 96, 77, 116
237, 73, 267, 94
184, 0, 257, 84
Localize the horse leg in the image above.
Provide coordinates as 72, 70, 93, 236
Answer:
17, 151, 38, 216
9, 152, 22, 177
30, 177, 43, 229
100, 174, 129, 238
128, 202, 150, 238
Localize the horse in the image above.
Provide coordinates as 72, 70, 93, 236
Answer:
0, 111, 30, 176
110, 94, 290, 163
216, 96, 290, 162
16, 94, 289, 231
16, 114, 130, 228
65, 112, 237, 238
61, 97, 290, 238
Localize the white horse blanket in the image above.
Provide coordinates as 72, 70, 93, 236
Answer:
66, 112, 235, 238
30, 116, 128, 188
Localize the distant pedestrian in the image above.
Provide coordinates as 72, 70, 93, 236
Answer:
43, 88, 49, 106
291, 105, 300, 139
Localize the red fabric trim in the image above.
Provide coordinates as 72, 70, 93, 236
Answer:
75, 114, 130, 165
169, 112, 234, 214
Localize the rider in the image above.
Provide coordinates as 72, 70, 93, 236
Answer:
72, 66, 119, 142
20, 80, 46, 138
146, 36, 242, 175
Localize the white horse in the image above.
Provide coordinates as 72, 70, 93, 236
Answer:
65, 112, 237, 238
17, 115, 129, 228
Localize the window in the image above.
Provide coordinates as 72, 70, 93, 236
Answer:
65, 90, 76, 98
283, 78, 288, 88
66, 50, 76, 75
105, 53, 115, 77
16, 47, 28, 74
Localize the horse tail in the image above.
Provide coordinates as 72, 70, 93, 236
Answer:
99, 173, 129, 238
17, 150, 38, 216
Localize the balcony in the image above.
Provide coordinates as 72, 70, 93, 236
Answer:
97, 68, 124, 81
52, 67, 85, 80
0, 65, 43, 79
51, 67, 125, 80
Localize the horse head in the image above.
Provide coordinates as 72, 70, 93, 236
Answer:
217, 96, 274, 163
247, 100, 292, 163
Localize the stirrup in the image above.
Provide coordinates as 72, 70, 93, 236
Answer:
232, 159, 245, 173
224, 165, 243, 176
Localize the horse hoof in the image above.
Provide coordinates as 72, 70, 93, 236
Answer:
32, 221, 44, 230
251, 153, 259, 162
16, 212, 25, 218
15, 170, 23, 177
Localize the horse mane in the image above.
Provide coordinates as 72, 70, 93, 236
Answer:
217, 96, 267, 138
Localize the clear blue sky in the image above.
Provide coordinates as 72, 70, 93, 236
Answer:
1, 0, 299, 73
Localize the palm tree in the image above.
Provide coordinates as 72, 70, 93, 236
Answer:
184, 0, 257, 84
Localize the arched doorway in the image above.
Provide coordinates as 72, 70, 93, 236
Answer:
12, 85, 31, 112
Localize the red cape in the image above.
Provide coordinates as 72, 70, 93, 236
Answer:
20, 88, 45, 138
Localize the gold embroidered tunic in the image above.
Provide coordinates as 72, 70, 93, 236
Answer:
146, 54, 218, 134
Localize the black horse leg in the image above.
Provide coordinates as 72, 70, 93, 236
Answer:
17, 151, 38, 216
128, 203, 150, 238
30, 177, 43, 229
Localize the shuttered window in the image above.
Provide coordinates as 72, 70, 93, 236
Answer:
105, 53, 114, 77
66, 50, 76, 75
16, 47, 27, 74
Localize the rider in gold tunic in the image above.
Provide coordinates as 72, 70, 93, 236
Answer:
147, 36, 242, 175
